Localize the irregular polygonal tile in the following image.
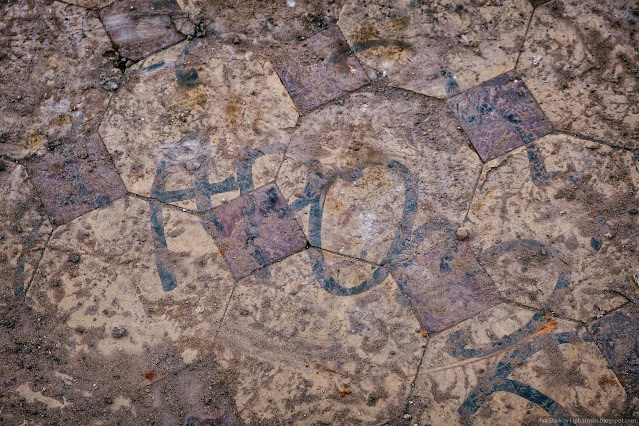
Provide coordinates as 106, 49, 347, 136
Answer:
26, 135, 126, 225
413, 304, 626, 424
214, 250, 423, 424
276, 90, 482, 266
466, 134, 639, 321
338, 0, 532, 98
0, 0, 120, 159
99, 0, 186, 61
28, 196, 234, 373
390, 240, 499, 333
273, 25, 369, 111
448, 72, 552, 161
198, 0, 344, 49
517, 0, 639, 148
203, 184, 307, 280
590, 304, 639, 398
99, 39, 298, 211
0, 161, 51, 301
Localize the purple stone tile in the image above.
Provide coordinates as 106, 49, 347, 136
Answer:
448, 72, 552, 162
204, 184, 307, 280
589, 304, 639, 397
273, 25, 370, 112
100, 0, 185, 61
391, 240, 500, 332
27, 135, 126, 225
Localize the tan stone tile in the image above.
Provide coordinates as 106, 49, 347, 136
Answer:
414, 304, 626, 424
28, 196, 234, 371
99, 39, 298, 211
339, 0, 532, 98
466, 134, 639, 321
517, 0, 639, 148
0, 161, 51, 302
0, 0, 119, 159
214, 250, 423, 424
276, 90, 481, 265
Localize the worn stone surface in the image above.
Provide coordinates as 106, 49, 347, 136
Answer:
0, 0, 119, 159
28, 196, 234, 363
99, 0, 186, 61
590, 304, 639, 399
273, 25, 370, 111
26, 135, 126, 225
413, 304, 627, 424
466, 134, 639, 321
99, 39, 298, 211
204, 184, 307, 280
517, 0, 639, 149
215, 250, 423, 424
390, 240, 500, 332
0, 162, 51, 302
449, 72, 552, 161
277, 89, 482, 266
339, 0, 532, 98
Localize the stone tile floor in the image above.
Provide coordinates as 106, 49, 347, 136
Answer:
0, 0, 638, 424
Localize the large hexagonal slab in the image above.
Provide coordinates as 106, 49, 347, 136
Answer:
517, 0, 639, 148
338, 0, 532, 98
466, 134, 639, 321
99, 39, 298, 212
214, 250, 423, 424
28, 196, 234, 373
413, 304, 626, 424
0, 0, 119, 159
276, 89, 482, 266
0, 161, 51, 302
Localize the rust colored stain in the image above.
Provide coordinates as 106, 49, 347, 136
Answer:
144, 370, 157, 381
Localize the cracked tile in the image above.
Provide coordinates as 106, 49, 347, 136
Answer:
413, 304, 626, 424
26, 135, 126, 225
273, 25, 370, 111
203, 184, 307, 280
0, 161, 51, 301
99, 39, 298, 212
339, 0, 532, 98
214, 250, 422, 424
391, 240, 500, 333
0, 0, 119, 159
517, 0, 639, 149
28, 196, 234, 376
276, 89, 482, 266
99, 0, 186, 61
448, 72, 552, 161
590, 304, 639, 399
466, 134, 639, 321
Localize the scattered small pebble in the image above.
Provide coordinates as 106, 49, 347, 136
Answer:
112, 326, 127, 338
629, 208, 638, 215
455, 227, 469, 241
68, 253, 81, 263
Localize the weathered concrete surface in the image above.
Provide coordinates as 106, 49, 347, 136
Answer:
339, 0, 532, 98
0, 0, 119, 159
449, 72, 552, 161
273, 25, 370, 111
413, 304, 627, 424
99, 39, 298, 211
0, 162, 51, 302
204, 184, 307, 280
466, 134, 639, 321
28, 196, 234, 362
215, 250, 423, 424
277, 89, 482, 266
517, 0, 639, 148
